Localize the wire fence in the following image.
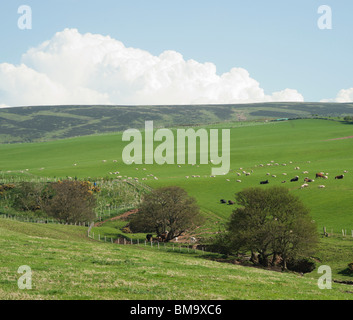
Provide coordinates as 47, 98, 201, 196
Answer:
86, 228, 207, 255
0, 213, 207, 255
0, 213, 92, 227
322, 227, 353, 238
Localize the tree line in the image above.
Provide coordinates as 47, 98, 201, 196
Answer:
1, 179, 319, 272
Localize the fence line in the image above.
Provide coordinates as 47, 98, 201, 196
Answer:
0, 213, 92, 227
322, 226, 353, 238
87, 228, 206, 255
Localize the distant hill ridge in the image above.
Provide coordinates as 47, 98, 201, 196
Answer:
1, 102, 353, 143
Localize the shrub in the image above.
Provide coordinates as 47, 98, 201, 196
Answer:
11, 182, 43, 212
122, 225, 132, 234
42, 180, 96, 224
287, 257, 317, 274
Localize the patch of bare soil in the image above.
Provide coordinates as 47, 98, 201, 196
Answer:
326, 136, 353, 141
94, 209, 138, 227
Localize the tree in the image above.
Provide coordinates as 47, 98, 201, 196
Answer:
42, 180, 96, 223
226, 186, 318, 270
130, 186, 204, 241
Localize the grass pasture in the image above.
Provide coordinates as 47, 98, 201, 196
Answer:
1, 118, 353, 299
1, 119, 353, 232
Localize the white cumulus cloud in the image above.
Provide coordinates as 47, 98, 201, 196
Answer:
0, 28, 304, 107
321, 88, 353, 103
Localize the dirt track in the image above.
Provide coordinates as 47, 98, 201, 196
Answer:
94, 209, 138, 227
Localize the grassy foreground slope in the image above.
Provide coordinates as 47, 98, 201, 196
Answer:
1, 219, 352, 300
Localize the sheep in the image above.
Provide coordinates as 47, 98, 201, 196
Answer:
318, 185, 326, 188
236, 180, 242, 183
301, 183, 309, 189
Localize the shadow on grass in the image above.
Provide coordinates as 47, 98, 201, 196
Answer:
338, 268, 353, 277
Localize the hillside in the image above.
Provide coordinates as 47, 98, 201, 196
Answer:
2, 117, 353, 299
1, 102, 353, 143
1, 219, 352, 300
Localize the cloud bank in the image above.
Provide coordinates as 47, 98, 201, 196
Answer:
321, 88, 353, 103
0, 28, 305, 107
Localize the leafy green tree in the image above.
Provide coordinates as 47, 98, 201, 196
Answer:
226, 186, 318, 270
130, 186, 204, 241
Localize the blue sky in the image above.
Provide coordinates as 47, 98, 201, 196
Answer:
0, 0, 352, 106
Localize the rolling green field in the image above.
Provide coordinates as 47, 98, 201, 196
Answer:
1, 118, 353, 231
1, 117, 353, 300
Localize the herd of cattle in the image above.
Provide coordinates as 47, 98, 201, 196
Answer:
146, 232, 169, 243
220, 166, 347, 205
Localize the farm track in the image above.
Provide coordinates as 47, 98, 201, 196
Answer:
93, 209, 138, 227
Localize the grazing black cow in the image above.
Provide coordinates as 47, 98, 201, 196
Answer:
290, 176, 299, 182
260, 180, 269, 185
220, 199, 227, 204
228, 200, 235, 205
146, 234, 153, 242
335, 175, 344, 180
